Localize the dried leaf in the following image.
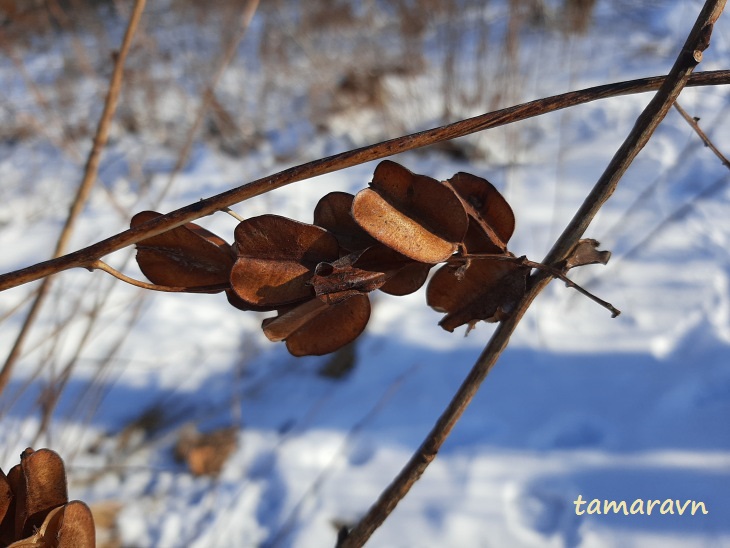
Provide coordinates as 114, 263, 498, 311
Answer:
262, 295, 371, 356
427, 259, 529, 332
564, 239, 611, 269
352, 160, 468, 263
445, 172, 514, 253
311, 246, 433, 302
311, 250, 387, 304
230, 215, 340, 307
131, 211, 234, 291
313, 192, 378, 252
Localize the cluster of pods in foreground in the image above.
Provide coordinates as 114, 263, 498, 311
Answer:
0, 448, 95, 547
131, 160, 572, 356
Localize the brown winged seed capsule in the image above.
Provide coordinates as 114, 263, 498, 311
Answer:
230, 215, 340, 308
427, 172, 527, 332
351, 160, 469, 264
131, 211, 235, 291
444, 172, 515, 253
313, 191, 378, 253
0, 448, 94, 548
262, 294, 371, 357
427, 258, 529, 332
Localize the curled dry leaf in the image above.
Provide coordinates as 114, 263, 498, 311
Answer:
230, 215, 340, 307
352, 160, 468, 263
564, 238, 612, 270
313, 192, 378, 252
311, 246, 433, 304
131, 211, 235, 291
312, 250, 388, 305
427, 259, 530, 332
445, 172, 515, 253
262, 294, 371, 356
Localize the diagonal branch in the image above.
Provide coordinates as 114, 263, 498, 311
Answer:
0, 0, 147, 396
336, 1, 727, 546
1, 70, 730, 293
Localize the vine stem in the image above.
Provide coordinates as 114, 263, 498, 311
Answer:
1, 70, 730, 293
336, 1, 726, 546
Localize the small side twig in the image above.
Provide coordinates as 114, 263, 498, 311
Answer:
88, 260, 230, 293
674, 101, 730, 168
221, 206, 245, 222
451, 253, 621, 317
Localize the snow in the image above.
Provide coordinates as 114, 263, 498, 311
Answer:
0, 0, 729, 546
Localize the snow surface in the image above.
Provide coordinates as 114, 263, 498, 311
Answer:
0, 1, 729, 547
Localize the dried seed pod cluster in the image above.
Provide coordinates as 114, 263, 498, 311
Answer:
133, 160, 609, 356
0, 448, 95, 547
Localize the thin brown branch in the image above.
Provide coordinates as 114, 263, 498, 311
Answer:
89, 260, 229, 293
336, 1, 726, 546
0, 0, 147, 396
1, 70, 730, 294
674, 101, 730, 168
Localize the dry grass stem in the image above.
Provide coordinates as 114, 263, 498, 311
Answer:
0, 0, 147, 397
154, 0, 260, 203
